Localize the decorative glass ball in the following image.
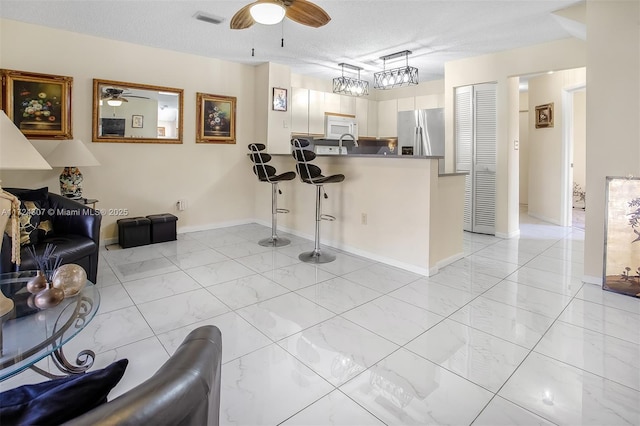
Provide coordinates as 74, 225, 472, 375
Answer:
52, 264, 87, 297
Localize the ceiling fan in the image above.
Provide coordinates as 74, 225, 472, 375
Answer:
230, 0, 330, 30
101, 88, 129, 104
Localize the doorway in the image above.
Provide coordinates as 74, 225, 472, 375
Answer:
562, 85, 587, 229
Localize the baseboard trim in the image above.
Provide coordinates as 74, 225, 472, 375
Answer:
428, 252, 465, 276
527, 212, 565, 227
495, 229, 520, 239
582, 275, 602, 285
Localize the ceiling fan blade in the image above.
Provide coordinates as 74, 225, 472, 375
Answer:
285, 0, 330, 28
230, 3, 256, 29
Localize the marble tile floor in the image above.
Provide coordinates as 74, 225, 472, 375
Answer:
2, 216, 640, 425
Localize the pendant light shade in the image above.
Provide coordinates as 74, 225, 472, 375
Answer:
332, 63, 369, 97
250, 2, 286, 25
373, 50, 419, 90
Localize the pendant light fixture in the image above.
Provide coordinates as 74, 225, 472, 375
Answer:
332, 63, 369, 97
373, 50, 419, 90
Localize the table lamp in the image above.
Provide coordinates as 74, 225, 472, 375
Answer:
0, 110, 52, 316
45, 139, 100, 200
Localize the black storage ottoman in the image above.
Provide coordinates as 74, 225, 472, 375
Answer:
117, 217, 151, 249
147, 213, 178, 244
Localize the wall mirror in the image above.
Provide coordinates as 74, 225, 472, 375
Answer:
92, 79, 183, 143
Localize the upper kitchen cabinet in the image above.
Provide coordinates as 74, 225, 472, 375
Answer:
355, 98, 368, 137
324, 92, 341, 115
340, 96, 356, 115
377, 99, 398, 137
415, 94, 444, 109
397, 97, 416, 112
308, 90, 325, 135
367, 99, 378, 137
291, 87, 310, 134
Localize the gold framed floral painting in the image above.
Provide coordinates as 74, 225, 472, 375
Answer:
196, 92, 236, 144
1, 69, 73, 139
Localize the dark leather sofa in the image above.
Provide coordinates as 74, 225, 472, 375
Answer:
1, 189, 101, 284
64, 325, 222, 426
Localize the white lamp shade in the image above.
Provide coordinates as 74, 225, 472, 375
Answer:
46, 139, 100, 167
250, 2, 286, 25
0, 111, 52, 170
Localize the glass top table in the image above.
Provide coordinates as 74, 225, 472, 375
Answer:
0, 271, 100, 381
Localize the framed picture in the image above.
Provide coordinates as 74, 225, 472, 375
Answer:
0, 69, 73, 139
196, 92, 236, 144
157, 127, 166, 137
603, 177, 640, 298
132, 114, 144, 128
535, 103, 554, 128
272, 87, 287, 112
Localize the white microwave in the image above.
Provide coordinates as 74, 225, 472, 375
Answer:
325, 115, 357, 140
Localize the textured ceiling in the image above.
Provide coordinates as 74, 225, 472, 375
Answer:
0, 0, 583, 83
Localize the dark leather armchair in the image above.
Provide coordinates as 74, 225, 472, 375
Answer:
1, 190, 101, 284
64, 325, 223, 426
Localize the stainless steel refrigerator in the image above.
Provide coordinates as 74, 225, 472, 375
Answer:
397, 108, 445, 157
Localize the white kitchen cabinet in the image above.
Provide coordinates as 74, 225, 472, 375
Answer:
355, 98, 368, 137
308, 90, 325, 135
340, 95, 356, 115
324, 92, 341, 115
397, 97, 415, 112
377, 99, 398, 137
291, 87, 309, 134
415, 94, 441, 110
367, 99, 378, 137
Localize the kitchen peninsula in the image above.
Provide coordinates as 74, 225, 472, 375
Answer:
254, 151, 466, 275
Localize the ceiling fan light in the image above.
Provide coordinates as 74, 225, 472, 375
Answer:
107, 99, 122, 107
250, 2, 286, 25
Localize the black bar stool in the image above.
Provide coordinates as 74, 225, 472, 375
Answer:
291, 138, 345, 263
249, 143, 296, 247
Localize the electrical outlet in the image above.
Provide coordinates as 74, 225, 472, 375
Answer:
514, 140, 519, 150
177, 200, 187, 211
361, 213, 367, 225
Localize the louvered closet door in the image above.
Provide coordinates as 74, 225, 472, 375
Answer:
473, 83, 496, 234
454, 83, 497, 235
455, 86, 473, 232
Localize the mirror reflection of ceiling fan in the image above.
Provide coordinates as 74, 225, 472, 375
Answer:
101, 87, 150, 106
230, 0, 330, 29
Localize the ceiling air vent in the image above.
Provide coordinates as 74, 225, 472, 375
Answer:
194, 11, 225, 25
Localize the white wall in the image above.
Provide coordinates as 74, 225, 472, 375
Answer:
527, 68, 586, 225
584, 0, 640, 282
0, 19, 258, 241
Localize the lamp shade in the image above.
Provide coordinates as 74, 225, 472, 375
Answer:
250, 2, 285, 25
0, 111, 52, 170
45, 139, 100, 167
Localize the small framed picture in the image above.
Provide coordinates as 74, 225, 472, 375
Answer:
157, 126, 165, 137
0, 68, 73, 139
272, 87, 287, 112
535, 103, 554, 128
132, 114, 144, 128
196, 92, 236, 144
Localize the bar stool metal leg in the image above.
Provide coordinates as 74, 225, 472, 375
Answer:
259, 183, 291, 247
299, 185, 336, 263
